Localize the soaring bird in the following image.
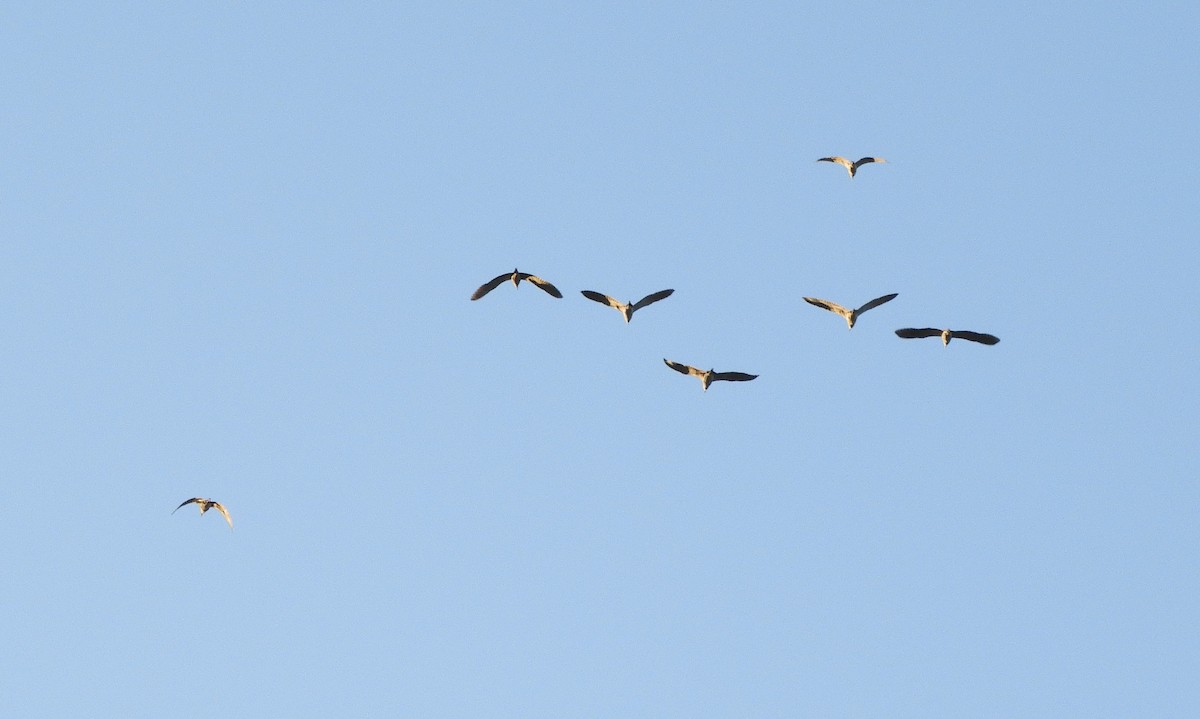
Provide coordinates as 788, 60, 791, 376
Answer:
895, 328, 1000, 346
803, 293, 898, 329
581, 288, 674, 323
470, 268, 563, 300
173, 497, 233, 530
817, 156, 886, 178
663, 359, 758, 391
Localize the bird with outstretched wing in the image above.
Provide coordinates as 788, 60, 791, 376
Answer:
803, 293, 898, 329
895, 328, 1000, 346
663, 359, 758, 391
470, 268, 563, 300
173, 497, 233, 530
581, 288, 674, 323
817, 155, 886, 178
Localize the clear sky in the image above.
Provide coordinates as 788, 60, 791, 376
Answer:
2, 2, 1197, 716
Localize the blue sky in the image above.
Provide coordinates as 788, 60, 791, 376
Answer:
2, 2, 1197, 716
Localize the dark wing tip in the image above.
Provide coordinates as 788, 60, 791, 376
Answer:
633, 288, 674, 309
470, 273, 508, 300
895, 328, 941, 339
857, 293, 899, 313
527, 276, 563, 298
663, 358, 692, 375
956, 331, 1000, 345
714, 371, 758, 382
804, 297, 851, 316
581, 290, 616, 307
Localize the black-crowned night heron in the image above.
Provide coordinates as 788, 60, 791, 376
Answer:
172, 497, 233, 530
581, 288, 674, 323
895, 328, 1000, 346
470, 269, 563, 300
663, 359, 758, 391
817, 156, 886, 178
803, 293, 898, 329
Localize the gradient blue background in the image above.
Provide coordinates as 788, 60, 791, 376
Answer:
3, 2, 1197, 716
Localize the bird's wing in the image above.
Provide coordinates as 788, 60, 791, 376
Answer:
211, 502, 233, 529
172, 497, 202, 514
711, 371, 758, 383
581, 290, 621, 308
663, 358, 702, 377
855, 293, 898, 314
630, 288, 674, 311
803, 297, 850, 317
817, 156, 851, 169
895, 328, 943, 339
470, 272, 511, 300
854, 157, 885, 168
525, 275, 563, 298
953, 330, 1000, 345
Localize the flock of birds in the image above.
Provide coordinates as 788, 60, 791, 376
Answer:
464, 157, 1000, 386
173, 154, 999, 531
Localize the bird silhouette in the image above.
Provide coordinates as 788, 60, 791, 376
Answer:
817, 156, 886, 178
581, 288, 674, 323
172, 497, 233, 530
895, 328, 1000, 346
663, 359, 757, 391
803, 293, 898, 329
470, 268, 563, 300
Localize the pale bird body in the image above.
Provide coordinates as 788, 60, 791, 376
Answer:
173, 497, 233, 530
817, 155, 886, 178
581, 288, 674, 323
803, 293, 898, 329
471, 268, 563, 300
663, 358, 758, 391
895, 328, 1000, 346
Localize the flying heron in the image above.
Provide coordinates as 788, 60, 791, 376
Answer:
817, 156, 886, 178
470, 268, 563, 300
895, 328, 1000, 346
172, 497, 233, 530
803, 293, 898, 329
663, 359, 758, 391
581, 288, 674, 323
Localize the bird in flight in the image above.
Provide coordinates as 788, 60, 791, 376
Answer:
895, 328, 1000, 346
470, 268, 563, 300
803, 293, 898, 329
581, 288, 674, 323
663, 359, 758, 391
173, 497, 233, 530
817, 156, 886, 178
